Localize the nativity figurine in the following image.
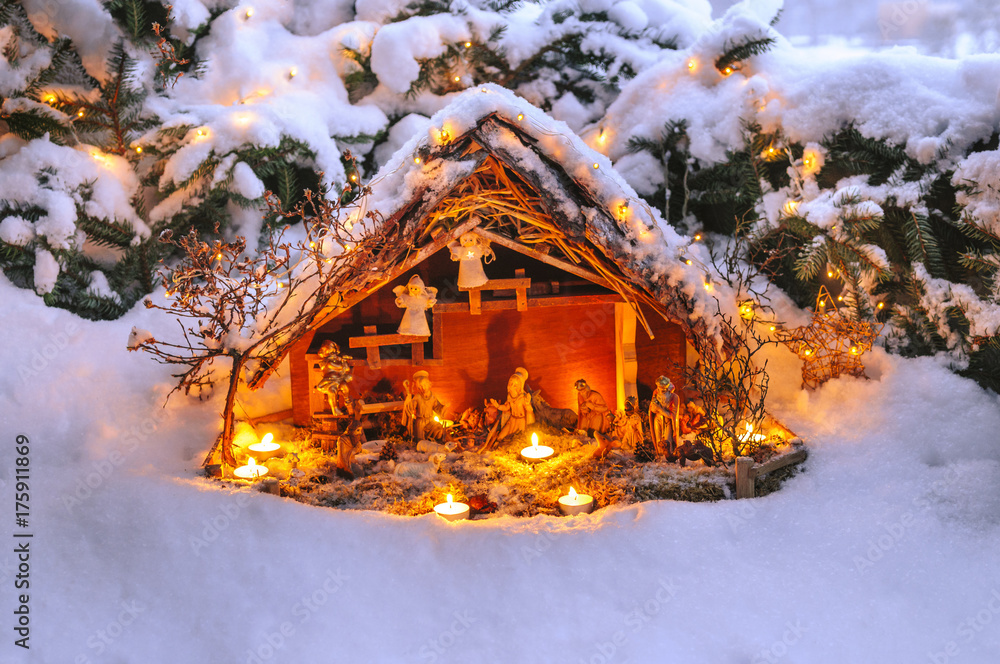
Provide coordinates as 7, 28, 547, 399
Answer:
315, 340, 353, 416
393, 274, 437, 336
448, 229, 494, 289
482, 367, 534, 451
574, 379, 611, 435
401, 370, 451, 442
649, 375, 681, 457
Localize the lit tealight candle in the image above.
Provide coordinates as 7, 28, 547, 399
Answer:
247, 433, 282, 461
433, 414, 455, 428
520, 432, 554, 463
559, 486, 594, 516
433, 493, 470, 522
233, 457, 268, 480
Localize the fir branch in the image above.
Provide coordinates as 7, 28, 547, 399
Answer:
715, 35, 776, 73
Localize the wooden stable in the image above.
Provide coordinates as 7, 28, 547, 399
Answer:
290, 234, 689, 425
261, 109, 719, 428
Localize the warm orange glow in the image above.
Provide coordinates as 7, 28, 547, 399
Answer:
827, 270, 834, 278
769, 325, 776, 332
413, 156, 421, 164
531, 432, 539, 448
44, 94, 56, 103
77, 109, 85, 117
464, 41, 472, 48
739, 301, 755, 320
877, 302, 885, 309
687, 58, 697, 72
453, 75, 460, 83
693, 233, 702, 241
134, 146, 142, 154
216, 253, 223, 260
592, 162, 599, 169
722, 66, 733, 76
244, 7, 254, 19
516, 113, 524, 121
782, 200, 800, 216
447, 493, 453, 505
350, 173, 358, 182
568, 486, 578, 499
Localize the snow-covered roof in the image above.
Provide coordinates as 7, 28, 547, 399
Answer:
337, 84, 730, 347
253, 86, 737, 388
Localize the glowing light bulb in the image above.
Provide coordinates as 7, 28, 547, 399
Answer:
598, 131, 607, 145
453, 75, 461, 83
877, 302, 885, 310
288, 67, 298, 79
769, 325, 776, 332
827, 270, 834, 278
782, 200, 800, 216
516, 113, 524, 121
722, 66, 733, 76
464, 41, 472, 48
687, 59, 696, 71
134, 146, 142, 154
592, 162, 599, 169
44, 94, 56, 103
685, 259, 692, 265
77, 109, 85, 117
216, 253, 223, 260
414, 156, 421, 164
438, 129, 450, 143
350, 174, 358, 182
196, 128, 207, 138
244, 7, 254, 19
693, 233, 702, 241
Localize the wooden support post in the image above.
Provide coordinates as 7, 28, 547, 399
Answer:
363, 326, 380, 369
514, 268, 527, 311
469, 289, 482, 315
614, 303, 638, 410
735, 456, 755, 499
412, 340, 424, 365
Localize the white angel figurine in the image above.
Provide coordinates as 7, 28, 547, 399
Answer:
448, 231, 494, 289
393, 274, 437, 336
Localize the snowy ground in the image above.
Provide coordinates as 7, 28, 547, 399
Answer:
2, 274, 1000, 664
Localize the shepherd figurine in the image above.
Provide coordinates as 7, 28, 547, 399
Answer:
649, 375, 681, 457
393, 274, 437, 336
448, 229, 494, 288
401, 370, 450, 442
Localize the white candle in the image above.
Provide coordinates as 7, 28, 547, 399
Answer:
433, 493, 470, 521
558, 486, 594, 516
247, 433, 282, 461
520, 432, 554, 463
233, 457, 269, 480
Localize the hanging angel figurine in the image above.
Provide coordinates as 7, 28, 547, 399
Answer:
447, 230, 494, 289
394, 274, 437, 336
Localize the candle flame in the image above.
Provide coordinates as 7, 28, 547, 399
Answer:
531, 432, 538, 449
248, 457, 257, 467
569, 487, 577, 499
434, 414, 440, 422
447, 493, 453, 505
261, 433, 273, 446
